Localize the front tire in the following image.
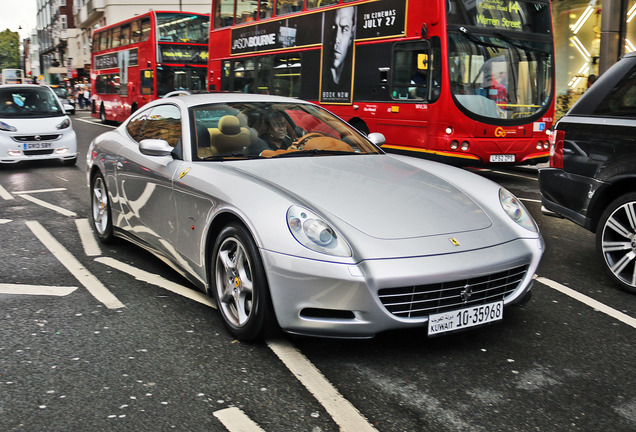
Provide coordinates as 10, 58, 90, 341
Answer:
100, 105, 107, 124
211, 223, 275, 341
596, 192, 636, 294
90, 173, 114, 243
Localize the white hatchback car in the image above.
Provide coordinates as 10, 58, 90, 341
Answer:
0, 84, 78, 166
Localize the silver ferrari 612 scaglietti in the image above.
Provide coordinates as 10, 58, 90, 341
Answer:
87, 93, 543, 341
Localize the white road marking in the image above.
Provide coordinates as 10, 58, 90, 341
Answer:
0, 184, 13, 200
268, 339, 378, 432
20, 194, 77, 217
94, 256, 216, 308
25, 221, 125, 309
75, 218, 101, 257
535, 276, 636, 329
214, 407, 266, 432
0, 284, 78, 296
13, 188, 67, 195
74, 117, 117, 128
0, 219, 12, 224
96, 256, 374, 431
520, 198, 541, 203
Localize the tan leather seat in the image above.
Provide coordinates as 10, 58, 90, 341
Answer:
208, 115, 250, 155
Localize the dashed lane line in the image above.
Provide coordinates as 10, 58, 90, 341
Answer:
535, 276, 636, 329
97, 256, 376, 431
25, 221, 124, 309
13, 188, 67, 195
75, 218, 101, 257
267, 339, 378, 432
20, 194, 77, 217
0, 184, 13, 200
74, 117, 117, 128
94, 256, 215, 308
0, 284, 78, 296
213, 407, 266, 432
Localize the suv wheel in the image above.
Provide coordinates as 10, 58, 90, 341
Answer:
596, 192, 636, 294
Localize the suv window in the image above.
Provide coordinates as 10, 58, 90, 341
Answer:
593, 64, 636, 117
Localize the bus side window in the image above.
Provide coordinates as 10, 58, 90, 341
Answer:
273, 55, 301, 97
391, 40, 440, 102
277, 0, 303, 16
257, 57, 272, 94
120, 24, 131, 46
215, 0, 236, 27
307, 0, 338, 10
140, 17, 151, 42
131, 20, 142, 43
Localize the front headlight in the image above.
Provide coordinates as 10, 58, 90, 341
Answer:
56, 118, 71, 130
0, 121, 16, 132
287, 206, 352, 257
499, 188, 538, 232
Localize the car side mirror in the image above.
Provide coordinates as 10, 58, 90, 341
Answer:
367, 132, 386, 146
63, 103, 74, 113
139, 139, 174, 157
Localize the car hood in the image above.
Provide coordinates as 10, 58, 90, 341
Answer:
230, 155, 492, 239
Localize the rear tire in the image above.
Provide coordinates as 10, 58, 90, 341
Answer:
596, 192, 636, 294
211, 223, 276, 341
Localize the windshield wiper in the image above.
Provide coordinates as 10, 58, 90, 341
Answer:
202, 153, 262, 161
458, 27, 506, 49
495, 31, 550, 54
271, 149, 359, 158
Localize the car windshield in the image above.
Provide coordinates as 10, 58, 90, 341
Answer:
0, 87, 64, 117
191, 102, 382, 160
448, 30, 553, 121
51, 87, 68, 99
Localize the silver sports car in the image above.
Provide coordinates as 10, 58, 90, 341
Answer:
87, 93, 544, 340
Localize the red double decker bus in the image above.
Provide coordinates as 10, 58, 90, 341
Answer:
208, 0, 554, 166
91, 10, 210, 123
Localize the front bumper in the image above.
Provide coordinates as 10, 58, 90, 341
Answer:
0, 130, 78, 164
262, 237, 543, 338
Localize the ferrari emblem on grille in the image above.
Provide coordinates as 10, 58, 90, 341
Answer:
461, 284, 472, 303
449, 237, 461, 247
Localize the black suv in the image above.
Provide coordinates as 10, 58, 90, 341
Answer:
539, 51, 636, 294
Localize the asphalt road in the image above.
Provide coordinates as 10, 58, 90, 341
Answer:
0, 110, 634, 431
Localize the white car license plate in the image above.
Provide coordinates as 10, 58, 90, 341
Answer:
24, 142, 52, 150
489, 154, 515, 163
428, 301, 503, 336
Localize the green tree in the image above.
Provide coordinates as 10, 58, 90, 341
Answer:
0, 29, 20, 70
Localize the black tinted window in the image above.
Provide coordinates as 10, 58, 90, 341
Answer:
594, 64, 636, 117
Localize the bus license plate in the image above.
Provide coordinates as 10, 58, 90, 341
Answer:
428, 301, 503, 336
24, 142, 52, 150
490, 154, 515, 163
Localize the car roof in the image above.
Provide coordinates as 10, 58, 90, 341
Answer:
161, 92, 314, 108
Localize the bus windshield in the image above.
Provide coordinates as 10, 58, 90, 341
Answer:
448, 30, 552, 121
156, 13, 209, 44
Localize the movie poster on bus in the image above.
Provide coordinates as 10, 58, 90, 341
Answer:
319, 0, 406, 104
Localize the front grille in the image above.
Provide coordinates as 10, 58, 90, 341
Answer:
13, 134, 61, 142
24, 149, 55, 156
378, 265, 528, 319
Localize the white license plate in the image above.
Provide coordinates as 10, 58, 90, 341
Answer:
489, 154, 515, 163
428, 301, 503, 336
24, 142, 52, 150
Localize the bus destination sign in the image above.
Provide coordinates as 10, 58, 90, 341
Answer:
447, 0, 552, 34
